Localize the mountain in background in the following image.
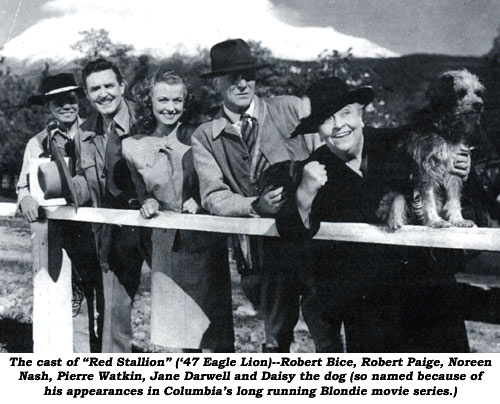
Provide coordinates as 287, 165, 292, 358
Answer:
0, 0, 398, 68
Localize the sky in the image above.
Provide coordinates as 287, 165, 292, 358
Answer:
271, 0, 500, 56
0, 0, 398, 62
0, 0, 498, 58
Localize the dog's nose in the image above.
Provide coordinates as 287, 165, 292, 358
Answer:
473, 102, 483, 112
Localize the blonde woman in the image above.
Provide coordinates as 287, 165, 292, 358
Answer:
122, 69, 234, 352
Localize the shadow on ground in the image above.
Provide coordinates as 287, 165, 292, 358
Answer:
0, 318, 33, 353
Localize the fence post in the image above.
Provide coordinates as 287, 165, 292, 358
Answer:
31, 219, 73, 353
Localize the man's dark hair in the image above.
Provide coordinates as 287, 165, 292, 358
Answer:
81, 58, 123, 89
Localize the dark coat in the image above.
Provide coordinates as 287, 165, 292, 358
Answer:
276, 129, 470, 353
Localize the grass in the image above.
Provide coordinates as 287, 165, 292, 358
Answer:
0, 216, 312, 353
0, 216, 499, 353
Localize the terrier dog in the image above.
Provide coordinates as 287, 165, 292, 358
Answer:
377, 69, 485, 230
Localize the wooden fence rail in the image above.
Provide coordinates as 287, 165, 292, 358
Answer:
2, 203, 500, 251
1, 201, 500, 352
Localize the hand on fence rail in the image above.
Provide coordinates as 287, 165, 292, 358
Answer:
1, 202, 499, 251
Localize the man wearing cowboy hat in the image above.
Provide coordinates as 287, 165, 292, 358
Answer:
192, 38, 326, 352
17, 72, 102, 352
18, 73, 85, 220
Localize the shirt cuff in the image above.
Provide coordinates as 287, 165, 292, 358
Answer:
249, 197, 260, 217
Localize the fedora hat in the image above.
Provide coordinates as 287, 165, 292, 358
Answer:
28, 73, 84, 106
293, 77, 374, 136
200, 38, 271, 79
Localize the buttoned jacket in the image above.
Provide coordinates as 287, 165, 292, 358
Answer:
192, 95, 310, 217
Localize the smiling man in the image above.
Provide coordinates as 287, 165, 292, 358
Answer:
18, 74, 83, 219
17, 73, 102, 353
66, 59, 145, 353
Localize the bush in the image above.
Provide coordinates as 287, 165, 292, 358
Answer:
2, 30, 500, 188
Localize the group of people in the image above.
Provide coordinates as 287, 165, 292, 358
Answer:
17, 38, 483, 353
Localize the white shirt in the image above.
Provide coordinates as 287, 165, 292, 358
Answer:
223, 100, 256, 136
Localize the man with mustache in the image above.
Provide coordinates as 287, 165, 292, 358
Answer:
43, 59, 146, 352
192, 39, 327, 352
17, 73, 102, 352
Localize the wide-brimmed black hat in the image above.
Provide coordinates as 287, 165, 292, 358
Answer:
28, 73, 84, 106
293, 77, 374, 136
200, 38, 271, 79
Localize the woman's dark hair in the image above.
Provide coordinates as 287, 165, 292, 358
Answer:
132, 67, 188, 134
81, 58, 124, 89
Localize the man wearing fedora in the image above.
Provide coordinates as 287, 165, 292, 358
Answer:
192, 38, 325, 352
17, 73, 102, 352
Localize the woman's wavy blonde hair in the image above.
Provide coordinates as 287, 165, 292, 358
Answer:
132, 67, 189, 133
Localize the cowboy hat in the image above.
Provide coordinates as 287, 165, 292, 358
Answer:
28, 73, 84, 106
293, 77, 374, 136
200, 38, 271, 79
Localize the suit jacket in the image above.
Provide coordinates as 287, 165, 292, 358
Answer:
192, 95, 311, 217
71, 101, 140, 264
72, 101, 137, 208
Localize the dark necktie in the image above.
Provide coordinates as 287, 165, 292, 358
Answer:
240, 113, 258, 150
104, 121, 122, 197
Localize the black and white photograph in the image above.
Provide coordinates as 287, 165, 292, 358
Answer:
1, 0, 500, 362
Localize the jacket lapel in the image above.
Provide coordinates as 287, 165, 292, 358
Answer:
253, 97, 289, 164
210, 109, 249, 196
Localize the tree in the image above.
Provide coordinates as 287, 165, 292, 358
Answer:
71, 29, 135, 79
0, 70, 45, 192
249, 43, 398, 128
132, 55, 151, 85
481, 23, 500, 153
71, 29, 132, 60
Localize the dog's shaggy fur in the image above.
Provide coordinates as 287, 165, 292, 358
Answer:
377, 69, 485, 230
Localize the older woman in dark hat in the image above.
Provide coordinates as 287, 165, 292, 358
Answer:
276, 76, 471, 352
17, 73, 102, 352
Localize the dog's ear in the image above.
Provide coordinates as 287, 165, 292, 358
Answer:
426, 73, 456, 111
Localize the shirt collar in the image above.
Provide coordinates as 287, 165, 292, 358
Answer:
82, 101, 130, 142
212, 98, 257, 139
67, 116, 83, 139
222, 99, 256, 125
111, 100, 130, 137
